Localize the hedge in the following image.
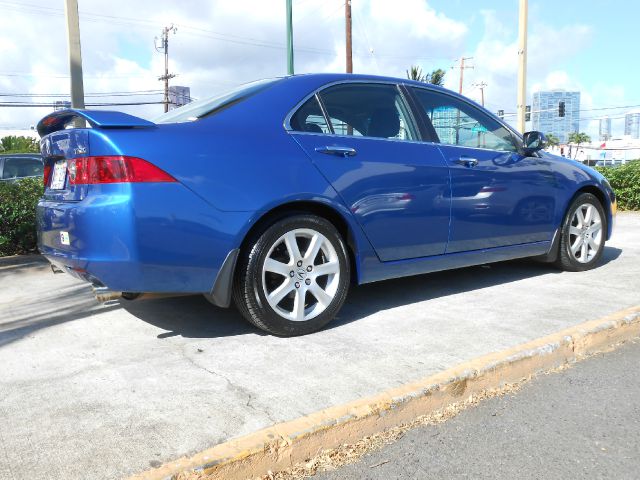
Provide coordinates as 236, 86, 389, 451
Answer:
595, 160, 640, 211
0, 177, 44, 256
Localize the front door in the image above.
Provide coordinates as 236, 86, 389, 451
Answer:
409, 86, 557, 253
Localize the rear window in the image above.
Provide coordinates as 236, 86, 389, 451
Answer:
155, 78, 281, 124
2, 157, 43, 179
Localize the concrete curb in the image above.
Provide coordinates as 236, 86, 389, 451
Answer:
129, 305, 640, 480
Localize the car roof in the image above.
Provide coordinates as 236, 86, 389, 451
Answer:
0, 153, 42, 158
284, 72, 451, 92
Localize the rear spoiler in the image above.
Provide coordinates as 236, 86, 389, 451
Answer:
37, 109, 156, 137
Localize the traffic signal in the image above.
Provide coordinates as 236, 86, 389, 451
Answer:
525, 105, 531, 122
559, 101, 565, 117
498, 109, 504, 119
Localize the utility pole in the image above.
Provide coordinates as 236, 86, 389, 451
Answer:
64, 0, 85, 111
286, 0, 294, 75
516, 0, 528, 133
345, 0, 353, 73
156, 25, 177, 113
456, 56, 473, 94
473, 81, 488, 106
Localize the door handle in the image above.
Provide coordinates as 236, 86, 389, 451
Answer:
315, 146, 357, 157
453, 157, 479, 168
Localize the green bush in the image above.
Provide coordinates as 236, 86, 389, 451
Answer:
595, 160, 640, 211
0, 177, 44, 256
0, 135, 40, 154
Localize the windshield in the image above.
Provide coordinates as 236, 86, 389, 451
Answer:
155, 78, 281, 124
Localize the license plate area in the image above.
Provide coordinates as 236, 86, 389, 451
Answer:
50, 160, 67, 190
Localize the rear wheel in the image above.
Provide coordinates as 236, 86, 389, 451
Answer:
555, 193, 606, 271
233, 214, 350, 336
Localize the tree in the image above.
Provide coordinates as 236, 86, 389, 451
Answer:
545, 133, 560, 147
406, 65, 426, 82
568, 132, 591, 159
406, 66, 446, 86
428, 68, 446, 87
0, 136, 39, 154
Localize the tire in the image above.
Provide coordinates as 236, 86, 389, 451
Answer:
233, 214, 350, 336
555, 193, 606, 272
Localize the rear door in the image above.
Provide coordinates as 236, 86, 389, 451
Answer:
408, 86, 557, 253
289, 82, 451, 262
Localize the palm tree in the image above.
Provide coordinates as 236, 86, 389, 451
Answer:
406, 66, 446, 86
545, 133, 560, 147
428, 68, 446, 87
568, 132, 591, 159
406, 65, 426, 82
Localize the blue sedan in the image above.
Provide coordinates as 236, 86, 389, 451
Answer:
36, 73, 616, 336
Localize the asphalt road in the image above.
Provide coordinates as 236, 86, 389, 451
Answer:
0, 213, 638, 480
318, 339, 640, 480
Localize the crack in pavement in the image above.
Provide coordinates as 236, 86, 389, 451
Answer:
180, 345, 277, 425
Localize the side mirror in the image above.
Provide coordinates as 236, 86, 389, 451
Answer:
522, 131, 547, 156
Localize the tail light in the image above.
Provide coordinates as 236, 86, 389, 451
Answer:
43, 164, 52, 186
67, 156, 176, 185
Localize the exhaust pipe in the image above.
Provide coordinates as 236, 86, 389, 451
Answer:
92, 286, 122, 303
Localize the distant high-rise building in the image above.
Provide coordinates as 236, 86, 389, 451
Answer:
599, 117, 611, 142
531, 90, 580, 143
624, 111, 640, 139
168, 86, 191, 110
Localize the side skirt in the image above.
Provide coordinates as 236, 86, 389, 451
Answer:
360, 241, 551, 285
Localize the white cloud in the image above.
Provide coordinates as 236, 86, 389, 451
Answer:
0, 0, 626, 141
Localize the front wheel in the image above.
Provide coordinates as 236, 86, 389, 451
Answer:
233, 214, 350, 336
555, 193, 606, 272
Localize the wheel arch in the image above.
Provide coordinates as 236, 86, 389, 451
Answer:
238, 200, 368, 284
571, 184, 612, 240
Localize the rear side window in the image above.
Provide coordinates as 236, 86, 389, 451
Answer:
2, 157, 43, 179
320, 84, 416, 141
290, 83, 417, 141
289, 96, 331, 134
410, 88, 518, 152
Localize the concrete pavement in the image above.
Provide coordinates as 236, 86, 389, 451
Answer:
0, 213, 639, 480
318, 339, 640, 480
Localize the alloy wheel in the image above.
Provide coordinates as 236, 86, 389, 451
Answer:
568, 203, 603, 263
261, 228, 340, 322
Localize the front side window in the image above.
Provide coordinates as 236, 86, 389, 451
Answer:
291, 83, 416, 141
411, 88, 518, 152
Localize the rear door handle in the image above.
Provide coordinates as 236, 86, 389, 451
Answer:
453, 157, 479, 168
315, 146, 357, 157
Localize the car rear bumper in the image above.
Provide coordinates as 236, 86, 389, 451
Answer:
37, 183, 252, 294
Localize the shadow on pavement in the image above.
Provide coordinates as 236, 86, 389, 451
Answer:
122, 246, 622, 339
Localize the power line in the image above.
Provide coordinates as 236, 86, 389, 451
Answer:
0, 90, 163, 98
0, 101, 166, 107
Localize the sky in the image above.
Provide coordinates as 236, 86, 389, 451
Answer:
0, 0, 636, 139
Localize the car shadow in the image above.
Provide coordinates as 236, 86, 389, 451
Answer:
123, 246, 623, 339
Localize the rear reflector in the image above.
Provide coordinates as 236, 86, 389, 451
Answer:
68, 156, 176, 185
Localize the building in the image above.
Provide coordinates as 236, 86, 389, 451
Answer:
53, 100, 71, 111
168, 86, 191, 110
624, 110, 640, 139
531, 90, 580, 143
599, 117, 611, 142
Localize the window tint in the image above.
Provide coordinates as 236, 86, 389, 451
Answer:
2, 157, 43, 179
290, 96, 331, 134
411, 88, 517, 152
318, 83, 416, 141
